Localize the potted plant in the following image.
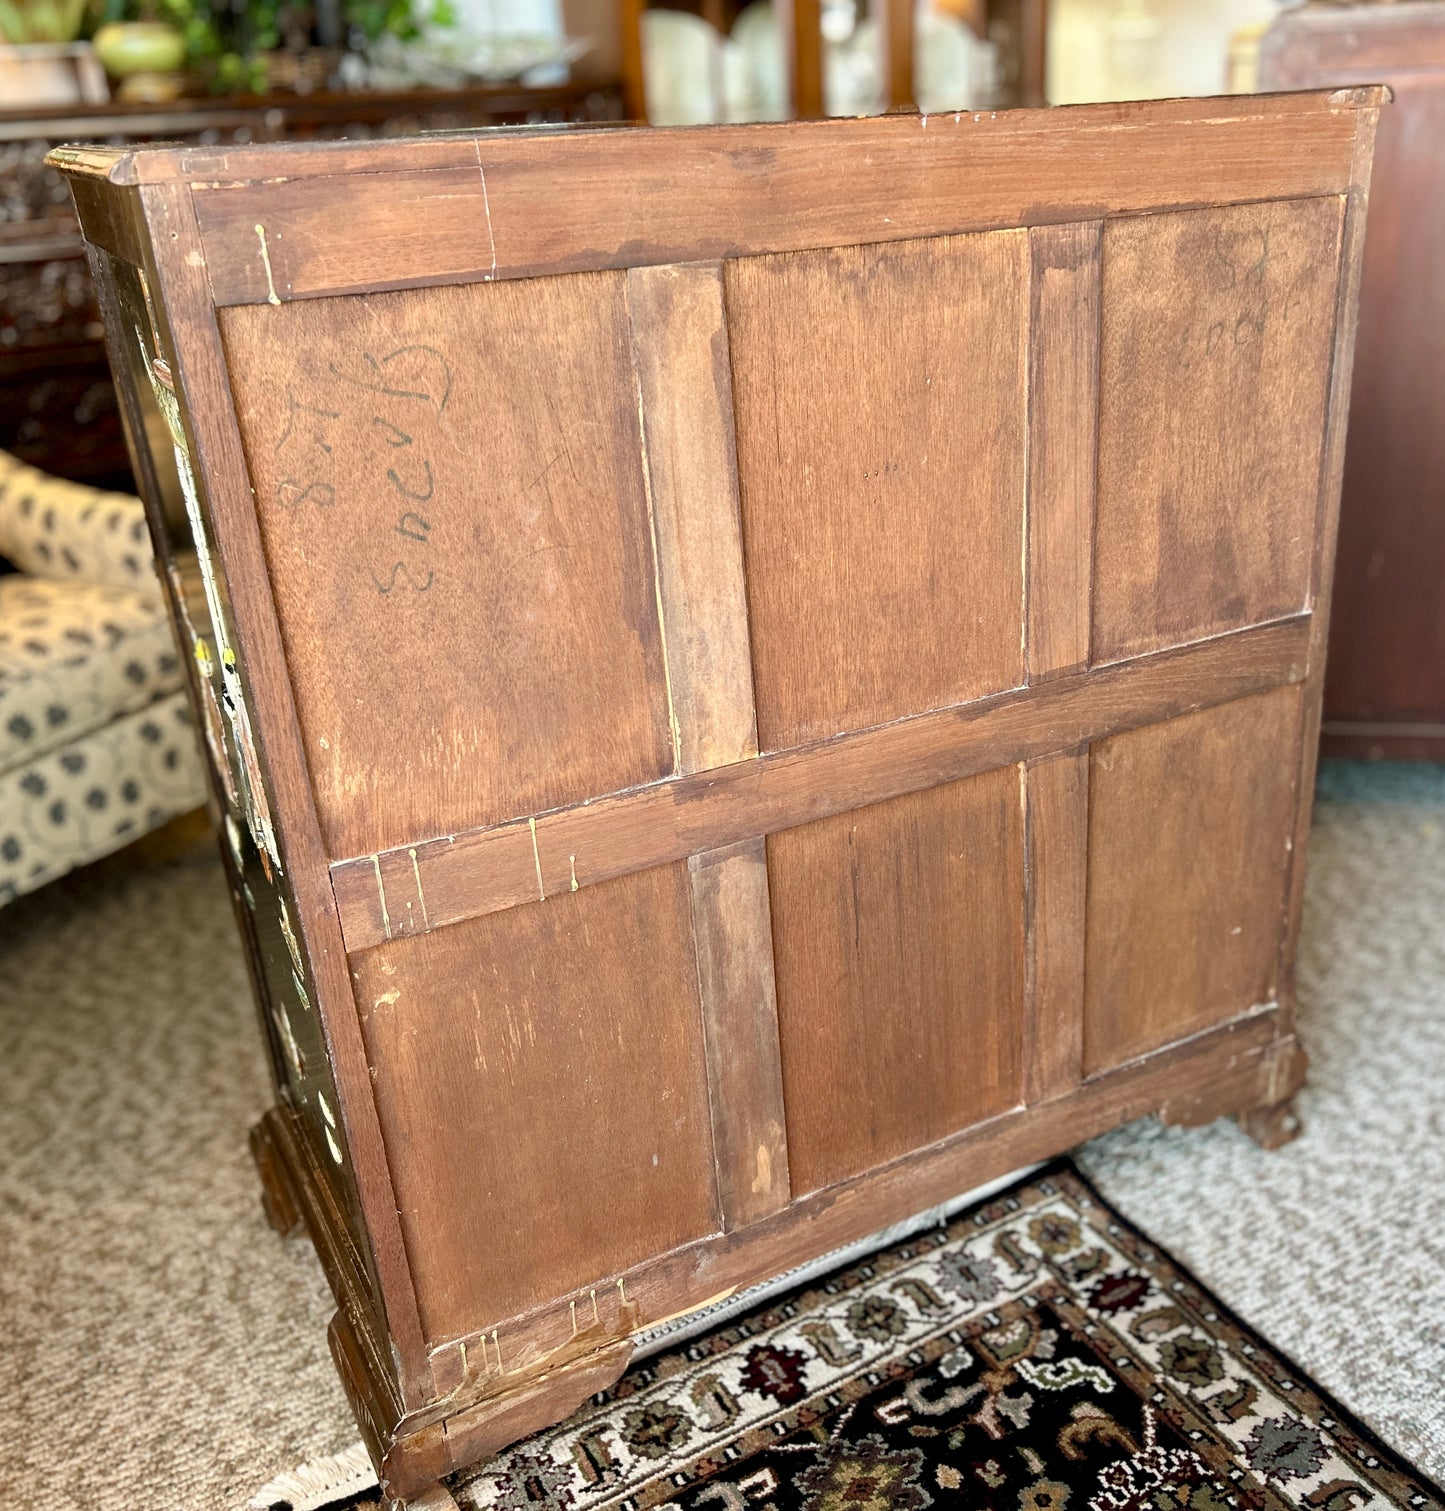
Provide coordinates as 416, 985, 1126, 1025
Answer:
90, 0, 456, 96
89, 0, 188, 97
0, 0, 88, 41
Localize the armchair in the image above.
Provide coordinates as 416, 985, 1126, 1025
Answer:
0, 450, 205, 904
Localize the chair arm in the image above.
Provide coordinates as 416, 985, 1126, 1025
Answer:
0, 450, 160, 598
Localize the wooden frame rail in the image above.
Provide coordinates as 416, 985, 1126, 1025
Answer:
331, 615, 1311, 952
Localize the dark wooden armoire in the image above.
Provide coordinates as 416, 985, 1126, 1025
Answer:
1263, 4, 1445, 759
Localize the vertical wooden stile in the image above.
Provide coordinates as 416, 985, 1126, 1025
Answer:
625, 263, 758, 776
627, 262, 791, 1229
1026, 221, 1100, 686
134, 181, 431, 1404
1023, 753, 1088, 1104
1275, 109, 1384, 1025
1021, 222, 1099, 1106
688, 841, 792, 1228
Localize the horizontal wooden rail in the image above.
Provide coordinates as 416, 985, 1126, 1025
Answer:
160, 91, 1381, 306
413, 1004, 1290, 1422
330, 614, 1311, 954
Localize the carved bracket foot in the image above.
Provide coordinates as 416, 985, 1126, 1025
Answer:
1238, 1095, 1304, 1149
1158, 1031, 1308, 1146
332, 1290, 635, 1505
1238, 1031, 1309, 1148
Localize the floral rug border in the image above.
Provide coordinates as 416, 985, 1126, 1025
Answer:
448, 1159, 1445, 1511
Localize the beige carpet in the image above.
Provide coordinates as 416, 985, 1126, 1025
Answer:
0, 762, 1441, 1510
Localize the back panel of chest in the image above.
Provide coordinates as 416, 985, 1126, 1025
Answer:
55, 88, 1381, 1497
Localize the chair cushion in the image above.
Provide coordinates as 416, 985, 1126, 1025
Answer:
0, 690, 206, 905
0, 575, 184, 773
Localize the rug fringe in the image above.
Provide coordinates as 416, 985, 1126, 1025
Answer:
247, 1441, 376, 1510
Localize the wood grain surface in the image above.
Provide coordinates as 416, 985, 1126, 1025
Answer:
164, 92, 1382, 306
626, 262, 757, 773
1272, 108, 1382, 1036
1093, 197, 1344, 662
393, 1009, 1300, 1450
767, 768, 1025, 1193
727, 232, 1028, 749
1027, 222, 1100, 682
329, 615, 1311, 952
353, 863, 718, 1343
689, 840, 792, 1228
221, 273, 673, 859
1023, 751, 1087, 1104
1083, 685, 1304, 1074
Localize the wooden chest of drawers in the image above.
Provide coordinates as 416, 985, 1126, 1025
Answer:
53, 88, 1382, 1503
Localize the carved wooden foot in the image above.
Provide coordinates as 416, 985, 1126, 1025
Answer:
1158, 1032, 1308, 1146
1238, 1096, 1304, 1150
1238, 1032, 1309, 1148
249, 1110, 304, 1238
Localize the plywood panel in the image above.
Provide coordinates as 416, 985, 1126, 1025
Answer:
767, 767, 1025, 1194
353, 862, 717, 1342
220, 273, 673, 859
726, 232, 1028, 750
1083, 685, 1304, 1075
1093, 198, 1344, 663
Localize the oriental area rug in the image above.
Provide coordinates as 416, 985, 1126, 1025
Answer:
258, 1162, 1445, 1511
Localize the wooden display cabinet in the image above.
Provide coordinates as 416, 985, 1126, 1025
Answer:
53, 87, 1381, 1503
617, 0, 1046, 120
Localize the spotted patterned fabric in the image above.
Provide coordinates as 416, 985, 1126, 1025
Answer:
448, 1163, 1444, 1511
0, 576, 183, 768
0, 449, 159, 595
0, 695, 205, 903
0, 452, 205, 904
